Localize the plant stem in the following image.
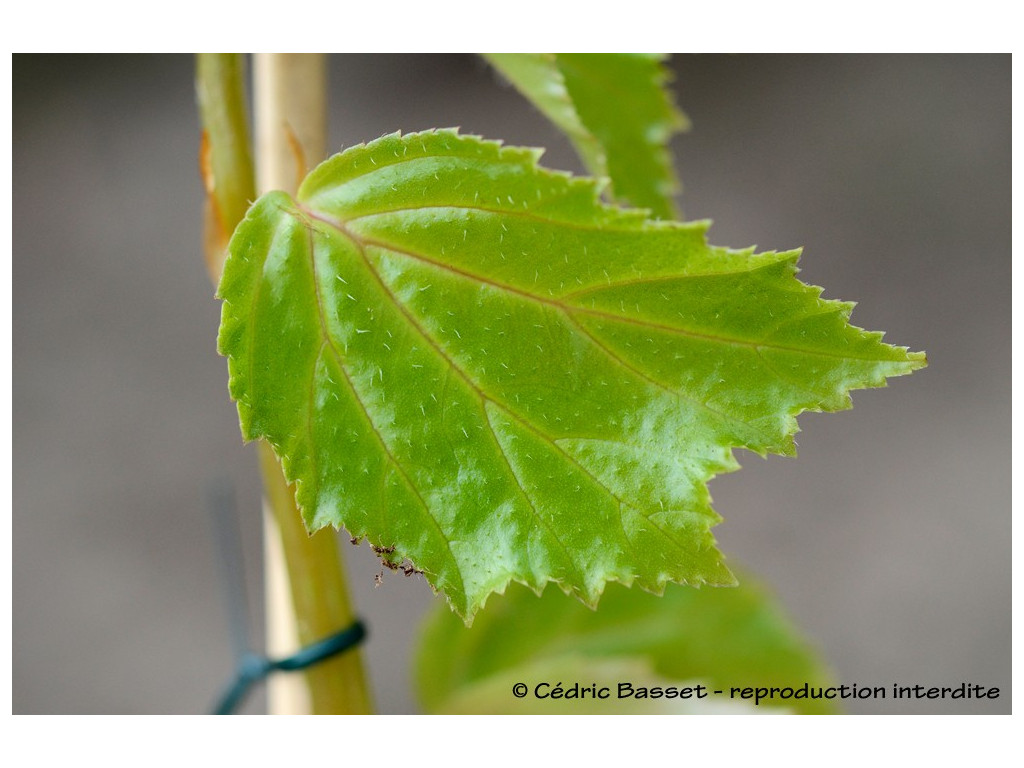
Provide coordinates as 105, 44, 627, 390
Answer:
252, 52, 372, 715
197, 52, 372, 714
258, 443, 373, 714
195, 53, 256, 279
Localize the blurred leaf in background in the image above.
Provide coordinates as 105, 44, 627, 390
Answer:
416, 571, 839, 714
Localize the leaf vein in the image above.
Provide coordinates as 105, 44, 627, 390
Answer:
563, 312, 762, 443
320, 217, 647, 583
482, 404, 590, 590
331, 215, 589, 585
297, 209, 465, 594
340, 229, 886, 363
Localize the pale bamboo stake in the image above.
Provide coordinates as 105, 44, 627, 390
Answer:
254, 53, 373, 715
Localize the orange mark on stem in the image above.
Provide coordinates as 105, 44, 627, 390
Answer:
284, 121, 308, 192
199, 130, 228, 280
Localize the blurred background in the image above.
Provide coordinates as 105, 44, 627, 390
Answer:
12, 54, 1010, 714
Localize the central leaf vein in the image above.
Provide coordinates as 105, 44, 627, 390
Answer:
325, 224, 882, 364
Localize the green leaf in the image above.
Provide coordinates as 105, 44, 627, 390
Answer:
217, 129, 924, 621
483, 53, 687, 218
415, 577, 839, 714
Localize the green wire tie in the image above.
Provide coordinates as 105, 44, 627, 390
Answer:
206, 479, 367, 714
212, 620, 367, 715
